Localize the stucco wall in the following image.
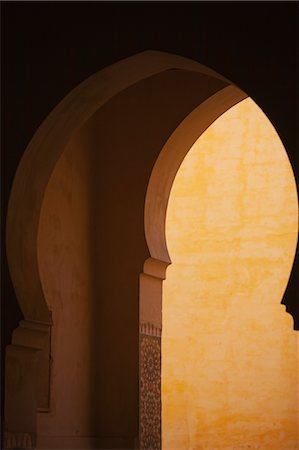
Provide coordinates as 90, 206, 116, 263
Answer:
37, 135, 97, 448
163, 98, 298, 449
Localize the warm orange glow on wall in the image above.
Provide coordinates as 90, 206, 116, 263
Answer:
162, 98, 298, 449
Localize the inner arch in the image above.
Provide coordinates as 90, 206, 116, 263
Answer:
162, 97, 298, 449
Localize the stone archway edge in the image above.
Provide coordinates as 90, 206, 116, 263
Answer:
6, 50, 232, 324
144, 83, 248, 266
139, 83, 248, 450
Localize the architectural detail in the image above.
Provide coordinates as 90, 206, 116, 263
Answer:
5, 50, 227, 328
140, 322, 162, 337
4, 431, 35, 450
139, 332, 161, 450
139, 259, 166, 448
4, 321, 50, 449
144, 85, 247, 265
139, 84, 248, 448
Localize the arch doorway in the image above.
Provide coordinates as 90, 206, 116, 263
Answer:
162, 97, 298, 449
4, 51, 298, 449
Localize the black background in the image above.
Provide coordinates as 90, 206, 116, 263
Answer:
1, 0, 298, 440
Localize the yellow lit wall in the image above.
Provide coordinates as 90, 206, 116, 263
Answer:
162, 98, 298, 450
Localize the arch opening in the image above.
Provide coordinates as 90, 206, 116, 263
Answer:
4, 50, 298, 450
162, 97, 298, 449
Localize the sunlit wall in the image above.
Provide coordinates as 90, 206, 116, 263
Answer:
162, 98, 298, 450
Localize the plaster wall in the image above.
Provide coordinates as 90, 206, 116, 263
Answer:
37, 136, 96, 447
163, 98, 299, 449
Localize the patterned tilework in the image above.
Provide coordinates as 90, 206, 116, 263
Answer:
139, 330, 161, 450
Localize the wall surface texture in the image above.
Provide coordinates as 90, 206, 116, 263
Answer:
163, 98, 298, 450
37, 136, 97, 448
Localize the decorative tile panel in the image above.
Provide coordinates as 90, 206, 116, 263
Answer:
139, 325, 161, 450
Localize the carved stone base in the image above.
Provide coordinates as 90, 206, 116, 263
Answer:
139, 325, 161, 450
4, 431, 35, 449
